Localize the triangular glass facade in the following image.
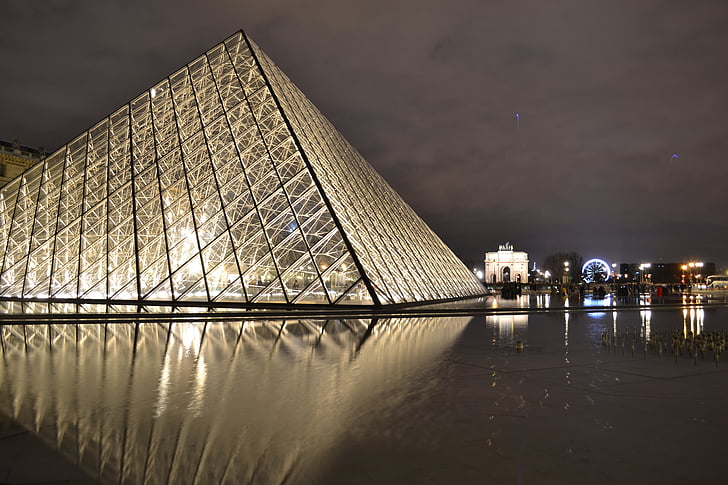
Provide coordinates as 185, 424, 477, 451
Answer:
0, 31, 484, 306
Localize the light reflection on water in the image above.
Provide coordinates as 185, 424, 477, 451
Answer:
484, 300, 719, 356
1, 303, 726, 484
0, 317, 471, 484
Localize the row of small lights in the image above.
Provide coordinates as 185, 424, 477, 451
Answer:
637, 262, 703, 270
637, 262, 705, 282
638, 262, 704, 271
474, 261, 707, 281
681, 262, 705, 282
682, 262, 704, 270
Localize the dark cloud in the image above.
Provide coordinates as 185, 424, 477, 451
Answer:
1, 0, 727, 268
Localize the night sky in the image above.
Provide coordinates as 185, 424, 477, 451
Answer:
2, 0, 727, 270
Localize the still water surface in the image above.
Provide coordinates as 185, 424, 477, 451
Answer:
1, 300, 727, 484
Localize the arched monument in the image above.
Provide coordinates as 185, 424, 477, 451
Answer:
484, 242, 529, 284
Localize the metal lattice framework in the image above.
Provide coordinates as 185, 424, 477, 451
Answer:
0, 31, 484, 306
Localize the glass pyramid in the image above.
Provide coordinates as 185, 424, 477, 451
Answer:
0, 31, 484, 306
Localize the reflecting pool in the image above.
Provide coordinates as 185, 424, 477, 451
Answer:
1, 305, 727, 484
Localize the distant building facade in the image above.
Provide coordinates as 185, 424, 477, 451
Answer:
0, 139, 45, 187
485, 242, 529, 284
619, 262, 716, 284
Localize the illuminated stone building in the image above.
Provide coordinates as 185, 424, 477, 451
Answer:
0, 139, 45, 186
484, 242, 529, 284
0, 31, 484, 307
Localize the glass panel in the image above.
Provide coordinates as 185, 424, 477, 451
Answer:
200, 232, 236, 287
50, 219, 82, 298
189, 57, 224, 124
291, 278, 329, 304
224, 33, 267, 95
323, 253, 361, 303
204, 248, 238, 300
251, 276, 287, 304
216, 275, 246, 303
236, 229, 270, 276
208, 43, 246, 110
196, 208, 226, 248
335, 279, 374, 305
211, 142, 243, 190
171, 67, 203, 141
219, 178, 253, 218
167, 216, 200, 277
150, 79, 179, 157
146, 278, 172, 301
243, 253, 277, 300
172, 256, 207, 300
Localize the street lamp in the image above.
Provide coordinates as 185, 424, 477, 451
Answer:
639, 263, 651, 283
683, 262, 704, 286
563, 261, 570, 283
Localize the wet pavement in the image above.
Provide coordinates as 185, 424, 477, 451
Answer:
0, 302, 726, 484
320, 310, 728, 484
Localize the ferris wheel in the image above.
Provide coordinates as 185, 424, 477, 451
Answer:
582, 259, 611, 283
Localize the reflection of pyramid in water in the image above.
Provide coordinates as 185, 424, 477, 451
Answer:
0, 317, 471, 483
0, 31, 484, 306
